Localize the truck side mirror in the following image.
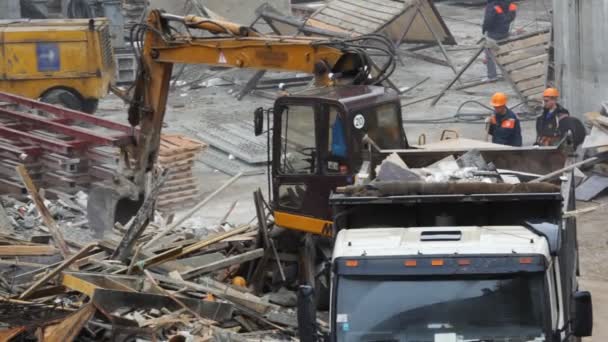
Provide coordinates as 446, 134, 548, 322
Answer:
254, 107, 264, 136
572, 291, 593, 337
297, 284, 318, 342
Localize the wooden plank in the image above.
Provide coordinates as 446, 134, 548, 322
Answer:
496, 46, 548, 65
496, 33, 549, 56
329, 1, 395, 21
143, 270, 214, 324
0, 327, 26, 340
157, 189, 199, 201
322, 7, 384, 27
305, 18, 353, 35
509, 64, 546, 83
314, 13, 375, 33
346, 0, 404, 11
502, 53, 547, 72
0, 245, 57, 256
153, 274, 275, 314
516, 77, 545, 92
19, 243, 97, 299
16, 164, 70, 258
111, 171, 169, 262
339, 0, 403, 15
496, 51, 548, 71
38, 303, 95, 341
522, 85, 546, 97
62, 272, 139, 296
181, 248, 264, 280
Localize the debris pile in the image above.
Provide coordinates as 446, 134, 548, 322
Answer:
372, 150, 520, 185
0, 186, 305, 341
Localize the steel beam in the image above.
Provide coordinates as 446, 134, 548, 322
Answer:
0, 91, 133, 134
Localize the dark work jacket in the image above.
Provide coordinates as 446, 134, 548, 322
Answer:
489, 108, 522, 147
482, 0, 517, 40
535, 104, 570, 145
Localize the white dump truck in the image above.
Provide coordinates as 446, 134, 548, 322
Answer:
297, 145, 594, 342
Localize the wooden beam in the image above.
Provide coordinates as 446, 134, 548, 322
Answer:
37, 303, 95, 341
0, 245, 57, 256
181, 248, 264, 280
0, 327, 26, 341
153, 273, 275, 314
16, 164, 70, 258
111, 170, 169, 262
19, 243, 97, 299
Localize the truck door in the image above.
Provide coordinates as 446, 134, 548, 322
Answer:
272, 103, 351, 236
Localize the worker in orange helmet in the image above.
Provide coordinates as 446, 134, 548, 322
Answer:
535, 87, 571, 146
482, 0, 517, 81
487, 92, 522, 146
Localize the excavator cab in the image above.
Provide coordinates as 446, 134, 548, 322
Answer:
256, 85, 408, 236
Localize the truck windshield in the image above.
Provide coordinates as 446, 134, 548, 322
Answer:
334, 274, 547, 342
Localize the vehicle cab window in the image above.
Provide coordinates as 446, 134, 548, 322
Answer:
327, 106, 348, 174
278, 105, 317, 175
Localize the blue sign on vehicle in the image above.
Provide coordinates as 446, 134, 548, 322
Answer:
36, 43, 60, 72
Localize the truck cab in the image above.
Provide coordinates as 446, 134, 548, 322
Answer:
297, 148, 593, 342
331, 225, 589, 342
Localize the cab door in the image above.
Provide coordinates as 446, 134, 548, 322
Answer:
272, 102, 352, 236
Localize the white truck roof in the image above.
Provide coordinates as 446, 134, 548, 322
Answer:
333, 226, 551, 260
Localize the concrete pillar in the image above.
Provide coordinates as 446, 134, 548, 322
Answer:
0, 0, 21, 19
103, 0, 125, 47
553, 0, 608, 117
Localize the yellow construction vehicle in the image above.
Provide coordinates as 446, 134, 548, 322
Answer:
0, 18, 115, 113
87, 10, 400, 235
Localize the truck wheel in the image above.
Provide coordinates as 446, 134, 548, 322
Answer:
299, 234, 330, 310
40, 89, 84, 112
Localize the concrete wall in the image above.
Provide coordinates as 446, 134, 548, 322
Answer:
0, 0, 21, 19
553, 0, 608, 116
149, 0, 290, 25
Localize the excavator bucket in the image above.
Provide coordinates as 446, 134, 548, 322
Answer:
87, 180, 144, 239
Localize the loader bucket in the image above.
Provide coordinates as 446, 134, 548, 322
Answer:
87, 183, 143, 238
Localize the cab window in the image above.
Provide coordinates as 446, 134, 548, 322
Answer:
365, 103, 402, 149
327, 106, 348, 174
279, 105, 317, 174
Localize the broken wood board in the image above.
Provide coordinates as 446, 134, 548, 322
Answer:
492, 30, 551, 104
0, 245, 57, 256
91, 288, 233, 322
16, 164, 70, 258
181, 248, 264, 280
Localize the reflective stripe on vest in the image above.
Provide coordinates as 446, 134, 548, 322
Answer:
494, 5, 504, 14
501, 118, 516, 129
508, 3, 517, 11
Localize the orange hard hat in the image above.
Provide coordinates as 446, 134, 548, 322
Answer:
232, 276, 247, 287
490, 92, 508, 107
543, 87, 559, 97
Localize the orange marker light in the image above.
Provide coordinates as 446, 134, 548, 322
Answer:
457, 259, 471, 266
345, 260, 359, 267
519, 257, 533, 264
431, 259, 444, 266
404, 260, 417, 267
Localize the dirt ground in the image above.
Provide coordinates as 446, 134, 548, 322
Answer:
93, 0, 607, 338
